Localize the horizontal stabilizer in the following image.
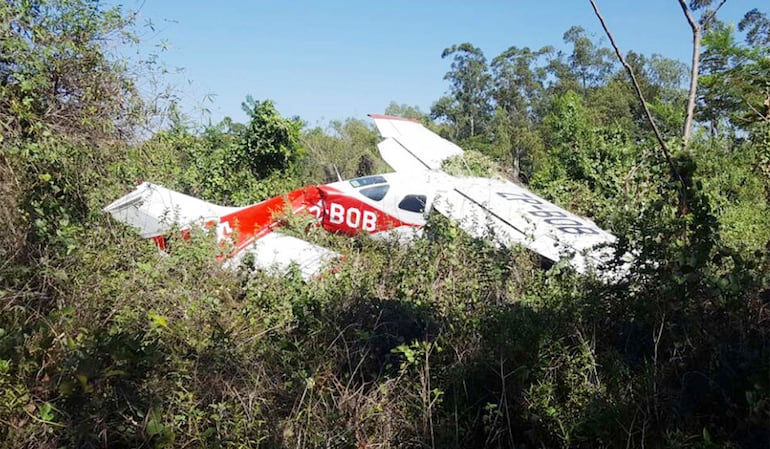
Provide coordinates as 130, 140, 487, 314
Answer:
103, 182, 238, 238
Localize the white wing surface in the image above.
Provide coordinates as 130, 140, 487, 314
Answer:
104, 182, 339, 279
223, 232, 338, 280
433, 177, 616, 272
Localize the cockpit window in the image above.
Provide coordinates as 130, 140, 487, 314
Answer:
398, 195, 427, 213
349, 175, 387, 188
360, 184, 390, 201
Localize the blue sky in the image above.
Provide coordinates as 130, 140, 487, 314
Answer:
116, 1, 755, 127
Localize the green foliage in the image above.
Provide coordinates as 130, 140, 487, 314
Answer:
441, 150, 499, 178
489, 46, 550, 178
740, 8, 770, 46
699, 20, 770, 130
240, 97, 305, 177
384, 102, 431, 124
694, 135, 770, 251
531, 91, 636, 220
301, 117, 386, 182
0, 0, 143, 140
109, 98, 310, 206
2, 4, 770, 448
561, 26, 615, 91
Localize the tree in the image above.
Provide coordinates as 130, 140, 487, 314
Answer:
239, 97, 305, 177
0, 0, 146, 260
740, 7, 770, 46
678, 0, 726, 147
562, 26, 615, 91
698, 13, 770, 131
490, 46, 550, 179
300, 117, 384, 182
431, 43, 493, 140
589, 0, 693, 220
0, 0, 143, 141
593, 52, 687, 139
174, 97, 308, 205
384, 102, 430, 124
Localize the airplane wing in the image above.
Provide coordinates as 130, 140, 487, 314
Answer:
432, 176, 617, 273
223, 232, 338, 280
369, 114, 623, 275
104, 182, 338, 279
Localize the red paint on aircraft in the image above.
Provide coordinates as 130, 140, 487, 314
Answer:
368, 113, 420, 124
215, 182, 416, 251
153, 179, 419, 261
317, 185, 413, 235
219, 187, 316, 251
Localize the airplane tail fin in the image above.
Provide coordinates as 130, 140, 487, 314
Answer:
369, 114, 464, 174
104, 182, 238, 238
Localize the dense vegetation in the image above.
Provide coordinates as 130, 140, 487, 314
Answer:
2, 1, 769, 448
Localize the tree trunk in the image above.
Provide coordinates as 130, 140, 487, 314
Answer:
678, 0, 727, 148
679, 0, 701, 148
512, 147, 521, 182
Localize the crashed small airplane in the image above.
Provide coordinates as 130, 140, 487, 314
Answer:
105, 114, 622, 279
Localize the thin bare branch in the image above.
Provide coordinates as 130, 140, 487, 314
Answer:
678, 0, 699, 31
589, 0, 688, 205
703, 0, 728, 28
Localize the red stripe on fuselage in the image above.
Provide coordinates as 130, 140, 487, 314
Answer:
151, 235, 166, 250
178, 183, 419, 260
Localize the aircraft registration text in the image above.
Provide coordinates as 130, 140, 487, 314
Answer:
308, 202, 378, 232
496, 191, 599, 235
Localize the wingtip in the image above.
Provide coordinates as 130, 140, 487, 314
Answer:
368, 113, 420, 124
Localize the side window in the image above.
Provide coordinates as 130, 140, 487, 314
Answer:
398, 195, 427, 213
360, 184, 389, 201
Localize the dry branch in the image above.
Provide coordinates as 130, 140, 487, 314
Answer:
588, 0, 689, 207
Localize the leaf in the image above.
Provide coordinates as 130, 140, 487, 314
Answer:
146, 416, 164, 437
39, 402, 54, 422
77, 374, 93, 393
148, 312, 169, 329
703, 427, 712, 444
